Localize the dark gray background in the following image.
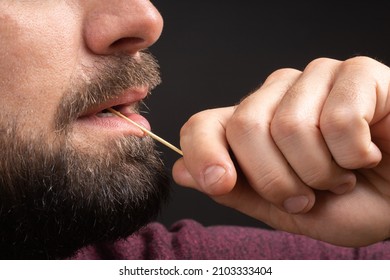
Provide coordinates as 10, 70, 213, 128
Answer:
147, 1, 390, 228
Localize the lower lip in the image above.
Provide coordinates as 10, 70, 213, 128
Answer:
76, 113, 151, 137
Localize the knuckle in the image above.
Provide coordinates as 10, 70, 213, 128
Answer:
342, 55, 377, 68
254, 171, 289, 201
227, 112, 268, 140
304, 57, 338, 71
320, 109, 352, 136
271, 112, 309, 142
338, 145, 375, 168
179, 109, 212, 137
179, 118, 192, 138
335, 152, 366, 169
264, 68, 302, 84
299, 168, 331, 189
320, 110, 376, 168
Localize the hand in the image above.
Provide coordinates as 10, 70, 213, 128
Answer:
172, 56, 390, 247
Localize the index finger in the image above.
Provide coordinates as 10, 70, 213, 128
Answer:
172, 107, 238, 195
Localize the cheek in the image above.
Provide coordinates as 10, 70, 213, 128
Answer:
0, 5, 82, 132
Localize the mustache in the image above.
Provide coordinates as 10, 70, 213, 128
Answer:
55, 51, 161, 131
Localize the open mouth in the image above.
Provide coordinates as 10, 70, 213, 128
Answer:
76, 102, 150, 136
74, 88, 151, 135
95, 104, 138, 118
96, 108, 114, 118
80, 88, 147, 119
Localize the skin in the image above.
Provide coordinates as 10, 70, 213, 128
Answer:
1, 0, 389, 252
0, 0, 163, 144
0, 0, 168, 259
173, 56, 390, 247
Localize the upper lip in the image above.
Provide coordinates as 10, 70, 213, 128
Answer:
79, 87, 149, 118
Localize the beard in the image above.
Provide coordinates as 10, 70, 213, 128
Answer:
0, 51, 170, 259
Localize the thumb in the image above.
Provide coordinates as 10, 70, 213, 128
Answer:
172, 107, 237, 196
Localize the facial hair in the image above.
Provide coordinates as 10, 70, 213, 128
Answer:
0, 51, 170, 260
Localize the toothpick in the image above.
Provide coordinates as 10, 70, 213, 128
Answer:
107, 108, 183, 156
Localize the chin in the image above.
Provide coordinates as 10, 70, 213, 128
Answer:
0, 127, 170, 259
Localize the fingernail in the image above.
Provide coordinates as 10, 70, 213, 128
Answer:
283, 196, 310, 214
332, 173, 356, 194
331, 183, 351, 194
203, 165, 226, 188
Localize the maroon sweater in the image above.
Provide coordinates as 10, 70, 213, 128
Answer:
72, 219, 390, 259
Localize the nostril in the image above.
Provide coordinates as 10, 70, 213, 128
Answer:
110, 37, 144, 52
84, 1, 162, 55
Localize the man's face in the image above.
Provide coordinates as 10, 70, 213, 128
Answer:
0, 1, 169, 259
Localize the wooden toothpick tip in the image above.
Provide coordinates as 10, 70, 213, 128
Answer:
107, 108, 183, 156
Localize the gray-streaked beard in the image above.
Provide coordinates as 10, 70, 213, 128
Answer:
0, 123, 169, 259
0, 51, 170, 259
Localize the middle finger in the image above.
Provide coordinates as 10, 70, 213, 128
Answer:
226, 68, 315, 214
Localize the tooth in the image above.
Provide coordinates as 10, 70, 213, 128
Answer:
96, 112, 114, 117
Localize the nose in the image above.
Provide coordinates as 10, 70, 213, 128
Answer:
83, 0, 163, 55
